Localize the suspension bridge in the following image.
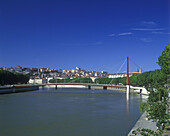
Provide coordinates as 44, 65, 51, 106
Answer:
12, 56, 148, 95
0, 56, 148, 95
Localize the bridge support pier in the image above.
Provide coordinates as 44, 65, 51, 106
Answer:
88, 85, 91, 89
55, 85, 58, 89
126, 85, 130, 94
12, 86, 16, 92
103, 86, 107, 90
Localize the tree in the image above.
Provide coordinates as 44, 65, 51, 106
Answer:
133, 43, 170, 136
158, 43, 170, 88
158, 43, 170, 76
0, 70, 29, 85
49, 78, 93, 84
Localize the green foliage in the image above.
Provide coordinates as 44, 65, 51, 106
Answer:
145, 88, 169, 128
49, 78, 93, 83
134, 87, 169, 135
94, 77, 126, 85
129, 70, 166, 87
132, 127, 163, 136
158, 43, 170, 75
0, 70, 29, 85
49, 79, 56, 83
133, 43, 170, 136
139, 102, 148, 112
15, 73, 29, 84
94, 69, 167, 87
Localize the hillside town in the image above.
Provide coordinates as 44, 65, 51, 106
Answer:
0, 65, 142, 84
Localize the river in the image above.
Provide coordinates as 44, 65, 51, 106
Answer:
0, 88, 145, 136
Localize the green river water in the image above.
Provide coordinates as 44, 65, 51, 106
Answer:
0, 88, 145, 136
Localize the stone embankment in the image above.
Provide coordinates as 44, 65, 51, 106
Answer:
128, 112, 157, 136
128, 106, 170, 136
0, 85, 39, 94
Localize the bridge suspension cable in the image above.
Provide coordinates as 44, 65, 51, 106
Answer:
104, 58, 127, 74
116, 58, 126, 74
129, 58, 143, 72
129, 58, 140, 68
83, 57, 126, 73
109, 58, 127, 84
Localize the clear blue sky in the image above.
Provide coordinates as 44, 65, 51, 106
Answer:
0, 0, 169, 73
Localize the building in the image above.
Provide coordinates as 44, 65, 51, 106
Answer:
15, 65, 22, 72
101, 71, 108, 74
40, 68, 48, 73
76, 67, 81, 70
108, 71, 142, 78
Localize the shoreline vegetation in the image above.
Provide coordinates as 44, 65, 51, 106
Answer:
132, 43, 170, 136
0, 68, 166, 89
0, 70, 29, 85
0, 69, 166, 90
48, 68, 166, 95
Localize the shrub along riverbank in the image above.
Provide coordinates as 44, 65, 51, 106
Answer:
0, 70, 29, 85
49, 78, 93, 84
132, 43, 170, 135
95, 69, 167, 87
49, 69, 167, 88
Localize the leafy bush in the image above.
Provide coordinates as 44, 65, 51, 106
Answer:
0, 70, 29, 85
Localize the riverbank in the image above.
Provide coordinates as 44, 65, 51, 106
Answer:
0, 85, 39, 94
0, 84, 126, 94
128, 110, 170, 136
128, 112, 157, 136
40, 84, 127, 91
0, 84, 148, 95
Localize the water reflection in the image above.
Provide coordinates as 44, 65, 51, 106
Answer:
126, 93, 129, 114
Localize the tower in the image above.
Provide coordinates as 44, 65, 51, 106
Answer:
126, 56, 129, 85
126, 56, 130, 94
137, 68, 139, 72
140, 67, 142, 73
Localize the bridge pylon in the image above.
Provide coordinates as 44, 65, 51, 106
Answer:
126, 56, 130, 94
